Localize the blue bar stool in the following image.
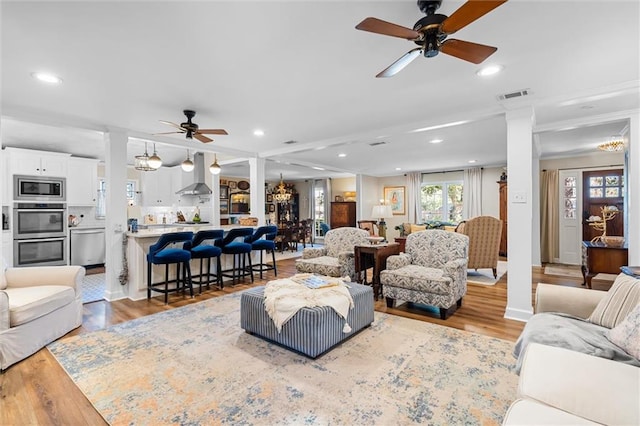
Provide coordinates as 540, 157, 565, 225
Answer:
216, 228, 255, 285
245, 225, 278, 279
147, 231, 194, 304
184, 230, 224, 293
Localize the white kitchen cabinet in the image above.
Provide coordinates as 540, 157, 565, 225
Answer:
2, 233, 13, 267
141, 167, 173, 206
1, 152, 8, 205
67, 157, 99, 206
6, 147, 70, 178
171, 166, 195, 205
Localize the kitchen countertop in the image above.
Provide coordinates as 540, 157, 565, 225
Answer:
127, 224, 253, 239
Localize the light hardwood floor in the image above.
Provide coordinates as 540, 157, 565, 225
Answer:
0, 258, 614, 425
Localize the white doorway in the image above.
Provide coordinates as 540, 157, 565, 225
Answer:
558, 170, 582, 264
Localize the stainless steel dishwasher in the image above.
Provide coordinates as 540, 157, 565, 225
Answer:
70, 227, 106, 266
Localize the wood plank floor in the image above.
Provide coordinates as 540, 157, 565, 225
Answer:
0, 258, 614, 425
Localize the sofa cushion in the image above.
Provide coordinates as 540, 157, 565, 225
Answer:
410, 224, 427, 233
503, 399, 598, 425
607, 303, 640, 359
588, 273, 640, 328
4, 285, 75, 326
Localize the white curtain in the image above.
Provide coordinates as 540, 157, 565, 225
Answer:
462, 167, 483, 219
325, 178, 332, 227
406, 172, 422, 223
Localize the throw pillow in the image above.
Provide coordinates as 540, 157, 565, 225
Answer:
606, 303, 640, 359
588, 273, 640, 328
410, 224, 427, 233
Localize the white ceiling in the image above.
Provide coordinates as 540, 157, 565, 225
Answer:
1, 1, 638, 180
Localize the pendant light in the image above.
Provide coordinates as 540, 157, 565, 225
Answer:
181, 150, 194, 172
209, 153, 221, 175
134, 142, 155, 171
147, 143, 163, 169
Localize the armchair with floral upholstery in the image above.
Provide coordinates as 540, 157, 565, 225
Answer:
380, 230, 469, 319
295, 227, 369, 281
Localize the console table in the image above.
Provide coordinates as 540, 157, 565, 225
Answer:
581, 241, 628, 289
355, 243, 400, 299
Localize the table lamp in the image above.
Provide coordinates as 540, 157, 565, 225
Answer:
371, 204, 393, 241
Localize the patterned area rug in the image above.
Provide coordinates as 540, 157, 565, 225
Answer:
81, 273, 105, 304
48, 292, 518, 425
467, 261, 507, 285
544, 264, 617, 281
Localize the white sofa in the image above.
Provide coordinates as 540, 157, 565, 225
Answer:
503, 342, 640, 425
1, 264, 85, 370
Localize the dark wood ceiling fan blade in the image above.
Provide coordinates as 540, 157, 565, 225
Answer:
159, 120, 185, 131
193, 133, 213, 143
376, 48, 422, 78
441, 0, 508, 35
197, 129, 228, 135
440, 39, 497, 64
356, 17, 420, 40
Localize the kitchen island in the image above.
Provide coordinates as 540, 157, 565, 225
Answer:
126, 224, 258, 300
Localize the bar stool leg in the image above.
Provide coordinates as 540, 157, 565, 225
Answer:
271, 247, 277, 277
216, 257, 223, 289
185, 261, 194, 298
147, 262, 152, 299
164, 263, 170, 305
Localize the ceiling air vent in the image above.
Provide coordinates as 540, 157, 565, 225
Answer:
283, 140, 298, 145
368, 141, 387, 146
497, 89, 531, 101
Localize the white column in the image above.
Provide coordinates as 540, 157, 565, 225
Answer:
355, 174, 364, 220
249, 157, 266, 224
531, 135, 542, 267
104, 129, 128, 301
204, 152, 220, 226
505, 107, 535, 322
628, 112, 640, 265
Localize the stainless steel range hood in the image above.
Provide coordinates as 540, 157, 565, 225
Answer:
176, 152, 212, 195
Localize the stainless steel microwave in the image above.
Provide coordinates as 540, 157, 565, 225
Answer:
14, 175, 66, 202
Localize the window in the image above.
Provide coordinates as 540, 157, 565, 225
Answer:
588, 174, 624, 199
313, 184, 325, 238
95, 179, 137, 218
420, 181, 463, 223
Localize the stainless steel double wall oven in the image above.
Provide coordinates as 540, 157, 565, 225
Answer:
13, 175, 68, 267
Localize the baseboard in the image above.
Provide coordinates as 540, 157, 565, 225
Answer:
504, 306, 533, 322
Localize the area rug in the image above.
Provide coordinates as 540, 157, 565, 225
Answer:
48, 292, 518, 425
81, 273, 105, 304
544, 264, 617, 281
467, 260, 507, 285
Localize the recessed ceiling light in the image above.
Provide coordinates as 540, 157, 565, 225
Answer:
476, 65, 503, 77
395, 167, 402, 171
468, 159, 477, 164
31, 72, 63, 84
253, 129, 264, 136
338, 153, 347, 158
430, 138, 443, 144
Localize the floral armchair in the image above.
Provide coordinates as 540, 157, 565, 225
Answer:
380, 230, 469, 320
295, 227, 369, 281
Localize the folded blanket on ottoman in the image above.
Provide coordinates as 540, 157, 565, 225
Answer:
264, 274, 354, 332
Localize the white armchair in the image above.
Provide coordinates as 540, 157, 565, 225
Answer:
1, 264, 85, 370
295, 227, 369, 281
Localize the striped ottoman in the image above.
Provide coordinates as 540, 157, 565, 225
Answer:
240, 283, 374, 358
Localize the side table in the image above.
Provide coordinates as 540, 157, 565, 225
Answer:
355, 243, 400, 299
581, 241, 628, 289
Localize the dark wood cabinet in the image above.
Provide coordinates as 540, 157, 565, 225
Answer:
581, 241, 628, 289
498, 181, 507, 256
277, 194, 299, 225
330, 201, 356, 229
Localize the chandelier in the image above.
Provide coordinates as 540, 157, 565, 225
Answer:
134, 142, 157, 172
598, 137, 625, 152
272, 173, 292, 204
